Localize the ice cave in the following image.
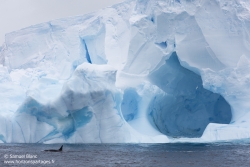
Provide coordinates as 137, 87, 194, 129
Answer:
149, 52, 231, 138
0, 0, 250, 143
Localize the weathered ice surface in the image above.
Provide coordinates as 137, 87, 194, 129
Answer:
0, 0, 250, 143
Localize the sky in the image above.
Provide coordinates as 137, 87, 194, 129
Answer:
0, 0, 124, 45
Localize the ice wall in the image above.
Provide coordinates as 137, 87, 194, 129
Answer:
0, 0, 250, 143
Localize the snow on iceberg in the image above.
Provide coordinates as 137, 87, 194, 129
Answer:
0, 0, 250, 143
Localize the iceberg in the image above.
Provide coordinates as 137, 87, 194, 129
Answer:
0, 0, 250, 143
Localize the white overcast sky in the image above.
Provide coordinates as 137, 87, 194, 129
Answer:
0, 0, 124, 45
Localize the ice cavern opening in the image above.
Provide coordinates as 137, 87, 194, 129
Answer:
148, 52, 232, 138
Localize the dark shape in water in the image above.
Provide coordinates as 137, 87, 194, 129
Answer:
44, 145, 63, 152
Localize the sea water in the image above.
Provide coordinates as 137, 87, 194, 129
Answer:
1, 143, 250, 167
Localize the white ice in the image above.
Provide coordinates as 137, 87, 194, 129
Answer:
0, 0, 250, 143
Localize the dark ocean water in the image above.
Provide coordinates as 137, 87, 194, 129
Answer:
0, 143, 250, 167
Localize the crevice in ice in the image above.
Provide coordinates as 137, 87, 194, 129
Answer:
175, 0, 181, 4
121, 88, 141, 122
15, 120, 26, 143
155, 41, 168, 49
148, 52, 232, 138
82, 40, 92, 64
0, 134, 6, 143
151, 17, 155, 23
